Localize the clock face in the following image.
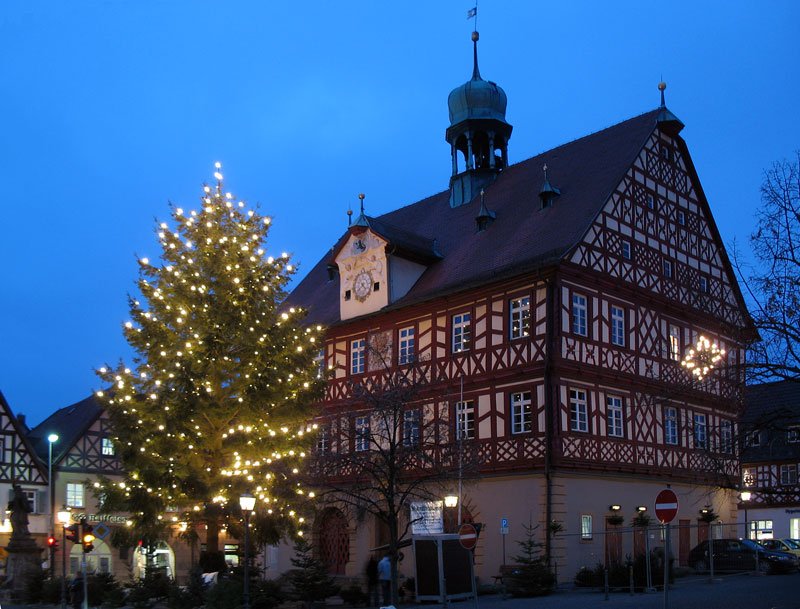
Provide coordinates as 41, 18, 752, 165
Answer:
353, 269, 372, 301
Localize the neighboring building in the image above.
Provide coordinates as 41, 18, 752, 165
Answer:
28, 396, 132, 579
27, 395, 257, 584
741, 380, 800, 540
0, 392, 49, 556
286, 31, 752, 581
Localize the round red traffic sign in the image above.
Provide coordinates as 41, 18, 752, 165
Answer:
654, 489, 679, 523
458, 523, 477, 550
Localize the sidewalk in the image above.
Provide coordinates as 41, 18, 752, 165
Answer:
408, 572, 800, 609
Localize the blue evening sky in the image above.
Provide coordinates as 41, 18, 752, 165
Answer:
1, 1, 798, 426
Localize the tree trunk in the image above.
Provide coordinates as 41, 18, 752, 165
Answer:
206, 518, 220, 553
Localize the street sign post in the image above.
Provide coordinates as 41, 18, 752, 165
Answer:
654, 488, 679, 524
654, 488, 678, 609
500, 518, 509, 565
458, 523, 477, 550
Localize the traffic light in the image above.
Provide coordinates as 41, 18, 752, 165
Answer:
65, 524, 80, 544
82, 521, 95, 554
47, 534, 59, 551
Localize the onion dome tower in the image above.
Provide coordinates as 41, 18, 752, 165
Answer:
446, 31, 513, 208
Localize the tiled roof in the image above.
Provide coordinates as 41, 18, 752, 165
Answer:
287, 108, 663, 326
742, 380, 800, 463
27, 394, 103, 465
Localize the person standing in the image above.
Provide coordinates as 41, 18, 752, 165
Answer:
365, 555, 379, 607
377, 553, 391, 606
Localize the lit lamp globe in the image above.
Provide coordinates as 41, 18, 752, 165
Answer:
57, 510, 71, 525
740, 491, 752, 502
239, 493, 256, 512
444, 495, 459, 508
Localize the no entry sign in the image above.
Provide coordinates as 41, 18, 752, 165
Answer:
654, 488, 679, 523
458, 523, 477, 550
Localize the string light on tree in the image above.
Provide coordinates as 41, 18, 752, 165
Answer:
96, 162, 325, 559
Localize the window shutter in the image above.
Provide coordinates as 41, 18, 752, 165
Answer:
38, 490, 48, 513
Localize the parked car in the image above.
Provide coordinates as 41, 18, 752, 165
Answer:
688, 539, 798, 574
760, 538, 800, 559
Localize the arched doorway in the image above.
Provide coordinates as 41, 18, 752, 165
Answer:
316, 508, 349, 574
69, 538, 112, 575
132, 541, 176, 580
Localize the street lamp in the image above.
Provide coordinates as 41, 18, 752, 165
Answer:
741, 491, 752, 540
443, 495, 458, 508
57, 508, 71, 609
239, 493, 256, 609
48, 433, 59, 577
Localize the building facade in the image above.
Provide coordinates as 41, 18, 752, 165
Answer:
741, 381, 800, 540
286, 32, 752, 582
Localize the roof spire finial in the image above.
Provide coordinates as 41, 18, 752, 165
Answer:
471, 30, 481, 80
347, 202, 353, 227
358, 193, 365, 215
658, 80, 667, 108
543, 163, 549, 181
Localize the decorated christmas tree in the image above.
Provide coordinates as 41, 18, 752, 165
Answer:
97, 163, 324, 565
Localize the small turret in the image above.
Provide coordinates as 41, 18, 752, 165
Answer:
446, 31, 513, 208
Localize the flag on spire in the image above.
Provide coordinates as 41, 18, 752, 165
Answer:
467, 7, 477, 19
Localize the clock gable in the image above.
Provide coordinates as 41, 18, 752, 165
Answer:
335, 231, 389, 320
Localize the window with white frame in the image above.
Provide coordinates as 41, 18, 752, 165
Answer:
610, 306, 625, 347
746, 430, 761, 447
354, 416, 370, 452
663, 259, 673, 279
788, 427, 800, 444
21, 489, 38, 513
455, 401, 475, 440
699, 276, 709, 293
580, 514, 593, 540
101, 437, 115, 456
351, 338, 366, 374
398, 326, 415, 365
646, 193, 656, 210
668, 325, 681, 361
664, 406, 679, 445
606, 396, 624, 438
66, 482, 85, 508
316, 425, 330, 454
403, 410, 421, 447
572, 294, 588, 336
570, 389, 589, 433
677, 210, 686, 226
509, 297, 531, 340
720, 420, 733, 453
510, 391, 532, 434
693, 413, 707, 449
452, 312, 471, 353
621, 241, 632, 260
781, 464, 798, 486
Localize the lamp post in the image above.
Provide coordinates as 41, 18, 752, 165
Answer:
239, 493, 256, 609
741, 491, 752, 540
57, 508, 71, 609
48, 433, 59, 577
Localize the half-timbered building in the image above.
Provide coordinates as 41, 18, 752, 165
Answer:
740, 381, 800, 540
285, 31, 752, 582
28, 396, 132, 579
0, 392, 48, 554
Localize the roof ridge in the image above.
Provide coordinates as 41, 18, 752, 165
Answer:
374, 107, 661, 222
